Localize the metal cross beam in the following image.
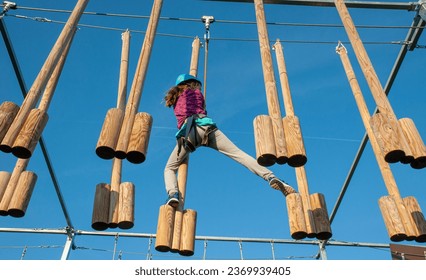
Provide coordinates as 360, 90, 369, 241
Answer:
202, 0, 419, 11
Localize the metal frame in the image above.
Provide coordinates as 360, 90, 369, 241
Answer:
1, 0, 425, 260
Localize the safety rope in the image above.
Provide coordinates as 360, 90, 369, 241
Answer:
201, 15, 214, 100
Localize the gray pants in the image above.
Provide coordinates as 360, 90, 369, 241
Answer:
164, 125, 274, 195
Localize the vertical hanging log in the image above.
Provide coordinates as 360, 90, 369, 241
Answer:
399, 118, 426, 169
108, 30, 131, 228
7, 171, 37, 217
286, 193, 307, 239
310, 193, 332, 240
0, 0, 88, 153
0, 171, 11, 203
127, 112, 153, 164
118, 182, 135, 229
155, 204, 175, 252
115, 0, 162, 158
179, 209, 197, 256
91, 183, 111, 231
253, 0, 287, 165
336, 44, 417, 240
253, 115, 276, 166
334, 0, 411, 164
273, 40, 307, 167
0, 158, 29, 216
0, 101, 19, 142
403, 197, 426, 242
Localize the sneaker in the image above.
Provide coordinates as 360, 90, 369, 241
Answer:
166, 192, 179, 208
268, 177, 297, 197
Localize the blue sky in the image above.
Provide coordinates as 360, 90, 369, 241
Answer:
0, 0, 425, 260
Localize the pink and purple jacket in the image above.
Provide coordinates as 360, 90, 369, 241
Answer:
173, 88, 207, 129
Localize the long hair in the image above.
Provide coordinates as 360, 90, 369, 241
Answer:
164, 80, 201, 107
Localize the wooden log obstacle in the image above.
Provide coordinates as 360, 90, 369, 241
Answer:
334, 0, 425, 168
0, 159, 37, 217
95, 0, 163, 164
254, 0, 331, 240
336, 43, 426, 243
0, 0, 87, 159
155, 37, 201, 257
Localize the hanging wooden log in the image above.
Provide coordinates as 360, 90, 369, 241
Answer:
0, 171, 11, 204
0, 0, 87, 155
118, 182, 135, 229
7, 171, 37, 217
253, 0, 287, 165
12, 109, 48, 159
336, 44, 419, 241
369, 112, 405, 163
115, 0, 162, 161
0, 158, 29, 216
0, 102, 19, 143
253, 115, 277, 166
403, 196, 426, 242
310, 193, 332, 240
127, 112, 153, 164
399, 118, 426, 169
295, 167, 316, 238
155, 204, 175, 252
91, 183, 111, 231
96, 108, 125, 160
273, 40, 307, 167
379, 196, 407, 242
286, 193, 307, 240
334, 0, 413, 164
179, 209, 197, 256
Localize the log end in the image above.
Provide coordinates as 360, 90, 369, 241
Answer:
7, 208, 25, 218
155, 245, 171, 253
91, 222, 109, 231
179, 249, 195, 257
95, 146, 116, 160
126, 151, 146, 164
114, 150, 127, 160
257, 154, 276, 167
275, 155, 288, 165
384, 150, 405, 163
118, 221, 134, 230
316, 231, 332, 241
0, 143, 12, 154
291, 231, 308, 240
288, 155, 307, 167
390, 233, 407, 242
12, 146, 32, 159
411, 157, 426, 169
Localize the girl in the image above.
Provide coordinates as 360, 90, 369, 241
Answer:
163, 73, 296, 207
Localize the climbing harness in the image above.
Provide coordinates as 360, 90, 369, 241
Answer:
177, 114, 217, 156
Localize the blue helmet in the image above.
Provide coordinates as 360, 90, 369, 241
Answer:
175, 74, 201, 86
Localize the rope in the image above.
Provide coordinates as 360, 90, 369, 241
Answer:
201, 16, 215, 100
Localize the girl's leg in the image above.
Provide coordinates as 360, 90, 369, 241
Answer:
164, 144, 190, 196
207, 128, 273, 180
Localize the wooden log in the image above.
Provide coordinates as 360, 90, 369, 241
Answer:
0, 101, 19, 146
403, 196, 426, 243
118, 182, 135, 229
295, 166, 316, 237
171, 209, 184, 253
286, 193, 307, 240
399, 118, 426, 169
91, 183, 111, 231
7, 171, 37, 218
96, 108, 125, 160
254, 0, 287, 165
369, 112, 406, 163
253, 115, 276, 166
336, 45, 417, 241
115, 0, 162, 159
0, 171, 11, 204
155, 204, 175, 252
127, 112, 153, 164
0, 159, 29, 216
282, 116, 307, 167
108, 158, 122, 228
0, 0, 88, 153
310, 193, 332, 240
12, 109, 48, 159
379, 196, 407, 242
179, 209, 197, 256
